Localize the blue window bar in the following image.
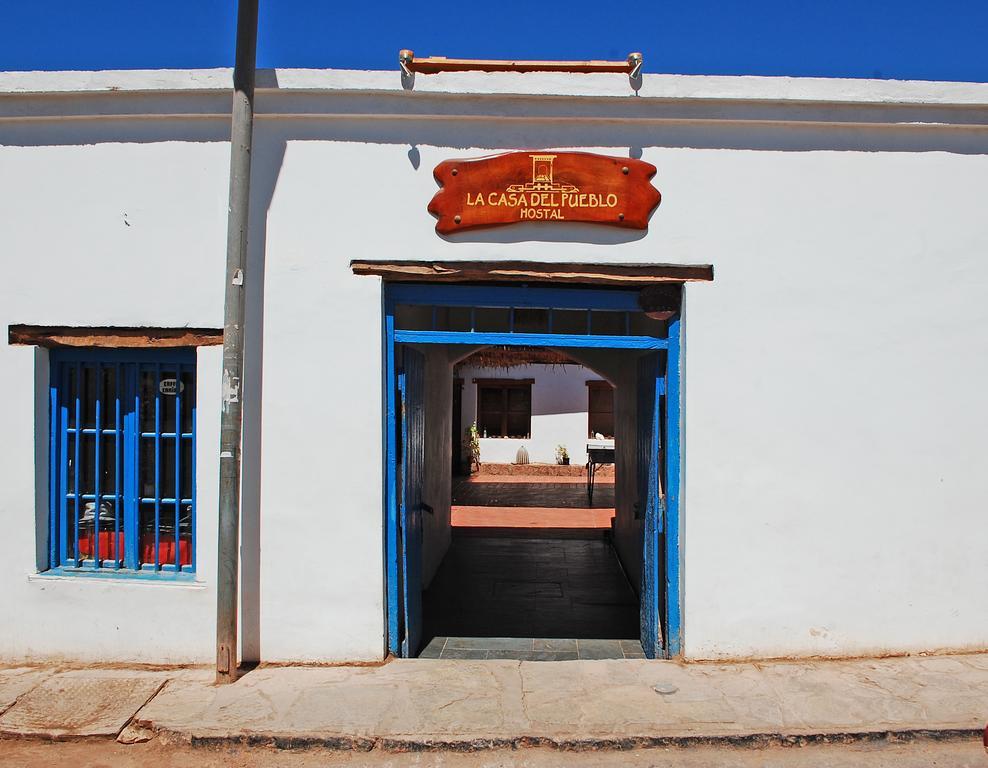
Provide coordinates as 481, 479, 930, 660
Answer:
49, 349, 196, 578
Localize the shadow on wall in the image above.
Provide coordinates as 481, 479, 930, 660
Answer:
4, 90, 982, 281
439, 222, 647, 246
238, 129, 287, 665
8, 117, 986, 154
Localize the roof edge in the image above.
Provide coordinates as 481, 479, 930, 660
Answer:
1, 68, 987, 107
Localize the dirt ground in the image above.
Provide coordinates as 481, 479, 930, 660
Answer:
0, 736, 985, 767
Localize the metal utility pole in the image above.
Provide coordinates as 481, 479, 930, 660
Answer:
216, 0, 259, 685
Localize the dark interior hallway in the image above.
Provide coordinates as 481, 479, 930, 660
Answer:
420, 530, 641, 660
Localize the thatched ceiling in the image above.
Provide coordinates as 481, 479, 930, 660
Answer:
455, 346, 577, 371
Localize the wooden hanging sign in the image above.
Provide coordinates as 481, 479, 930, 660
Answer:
428, 151, 661, 234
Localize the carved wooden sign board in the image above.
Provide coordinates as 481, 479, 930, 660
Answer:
428, 151, 661, 234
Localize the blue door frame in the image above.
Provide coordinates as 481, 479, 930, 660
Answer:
383, 283, 683, 658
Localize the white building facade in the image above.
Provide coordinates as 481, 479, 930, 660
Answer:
1, 67, 986, 665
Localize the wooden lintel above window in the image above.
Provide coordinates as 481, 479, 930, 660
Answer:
472, 377, 535, 385
350, 260, 713, 286
8, 325, 223, 349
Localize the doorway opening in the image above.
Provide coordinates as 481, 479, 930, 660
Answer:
385, 284, 681, 660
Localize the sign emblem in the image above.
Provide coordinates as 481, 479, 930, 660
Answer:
159, 378, 185, 396
507, 154, 577, 194
429, 151, 660, 234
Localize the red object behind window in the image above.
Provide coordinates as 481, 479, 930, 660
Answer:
78, 531, 191, 567
78, 531, 125, 560
141, 534, 192, 567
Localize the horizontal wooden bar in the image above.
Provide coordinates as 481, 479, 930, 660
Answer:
403, 56, 634, 75
472, 377, 535, 385
354, 261, 713, 286
394, 330, 668, 350
9, 325, 223, 348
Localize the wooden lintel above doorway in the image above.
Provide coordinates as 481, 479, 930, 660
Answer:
350, 260, 713, 287
8, 325, 223, 348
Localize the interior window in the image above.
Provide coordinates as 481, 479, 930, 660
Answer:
588, 381, 615, 439
476, 380, 532, 438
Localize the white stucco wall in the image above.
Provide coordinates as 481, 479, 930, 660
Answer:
1, 69, 987, 662
0, 130, 388, 663
0, 138, 226, 663
457, 363, 605, 466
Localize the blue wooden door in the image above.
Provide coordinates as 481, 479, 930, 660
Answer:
398, 348, 426, 657
637, 352, 666, 658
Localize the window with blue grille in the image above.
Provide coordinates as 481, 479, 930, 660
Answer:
49, 349, 196, 577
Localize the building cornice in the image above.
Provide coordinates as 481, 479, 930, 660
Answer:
1, 68, 986, 130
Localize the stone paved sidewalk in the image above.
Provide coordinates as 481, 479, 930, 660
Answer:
1, 653, 986, 749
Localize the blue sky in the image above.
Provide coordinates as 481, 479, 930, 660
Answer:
3, 1, 987, 82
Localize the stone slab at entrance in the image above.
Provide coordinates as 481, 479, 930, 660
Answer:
0, 670, 167, 739
419, 637, 645, 661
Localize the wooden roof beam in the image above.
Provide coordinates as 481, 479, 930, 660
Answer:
350, 260, 713, 287
399, 50, 643, 76
8, 325, 223, 348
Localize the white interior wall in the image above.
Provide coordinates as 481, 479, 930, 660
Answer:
458, 363, 602, 466
1, 72, 987, 662
561, 349, 646, 590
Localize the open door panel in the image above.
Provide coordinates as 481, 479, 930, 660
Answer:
398, 347, 426, 657
637, 352, 666, 659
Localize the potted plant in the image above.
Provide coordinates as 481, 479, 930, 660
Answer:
555, 444, 570, 465
465, 422, 481, 474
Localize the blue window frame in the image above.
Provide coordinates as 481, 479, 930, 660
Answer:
48, 348, 197, 578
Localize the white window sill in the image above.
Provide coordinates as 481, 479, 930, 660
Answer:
27, 572, 208, 589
